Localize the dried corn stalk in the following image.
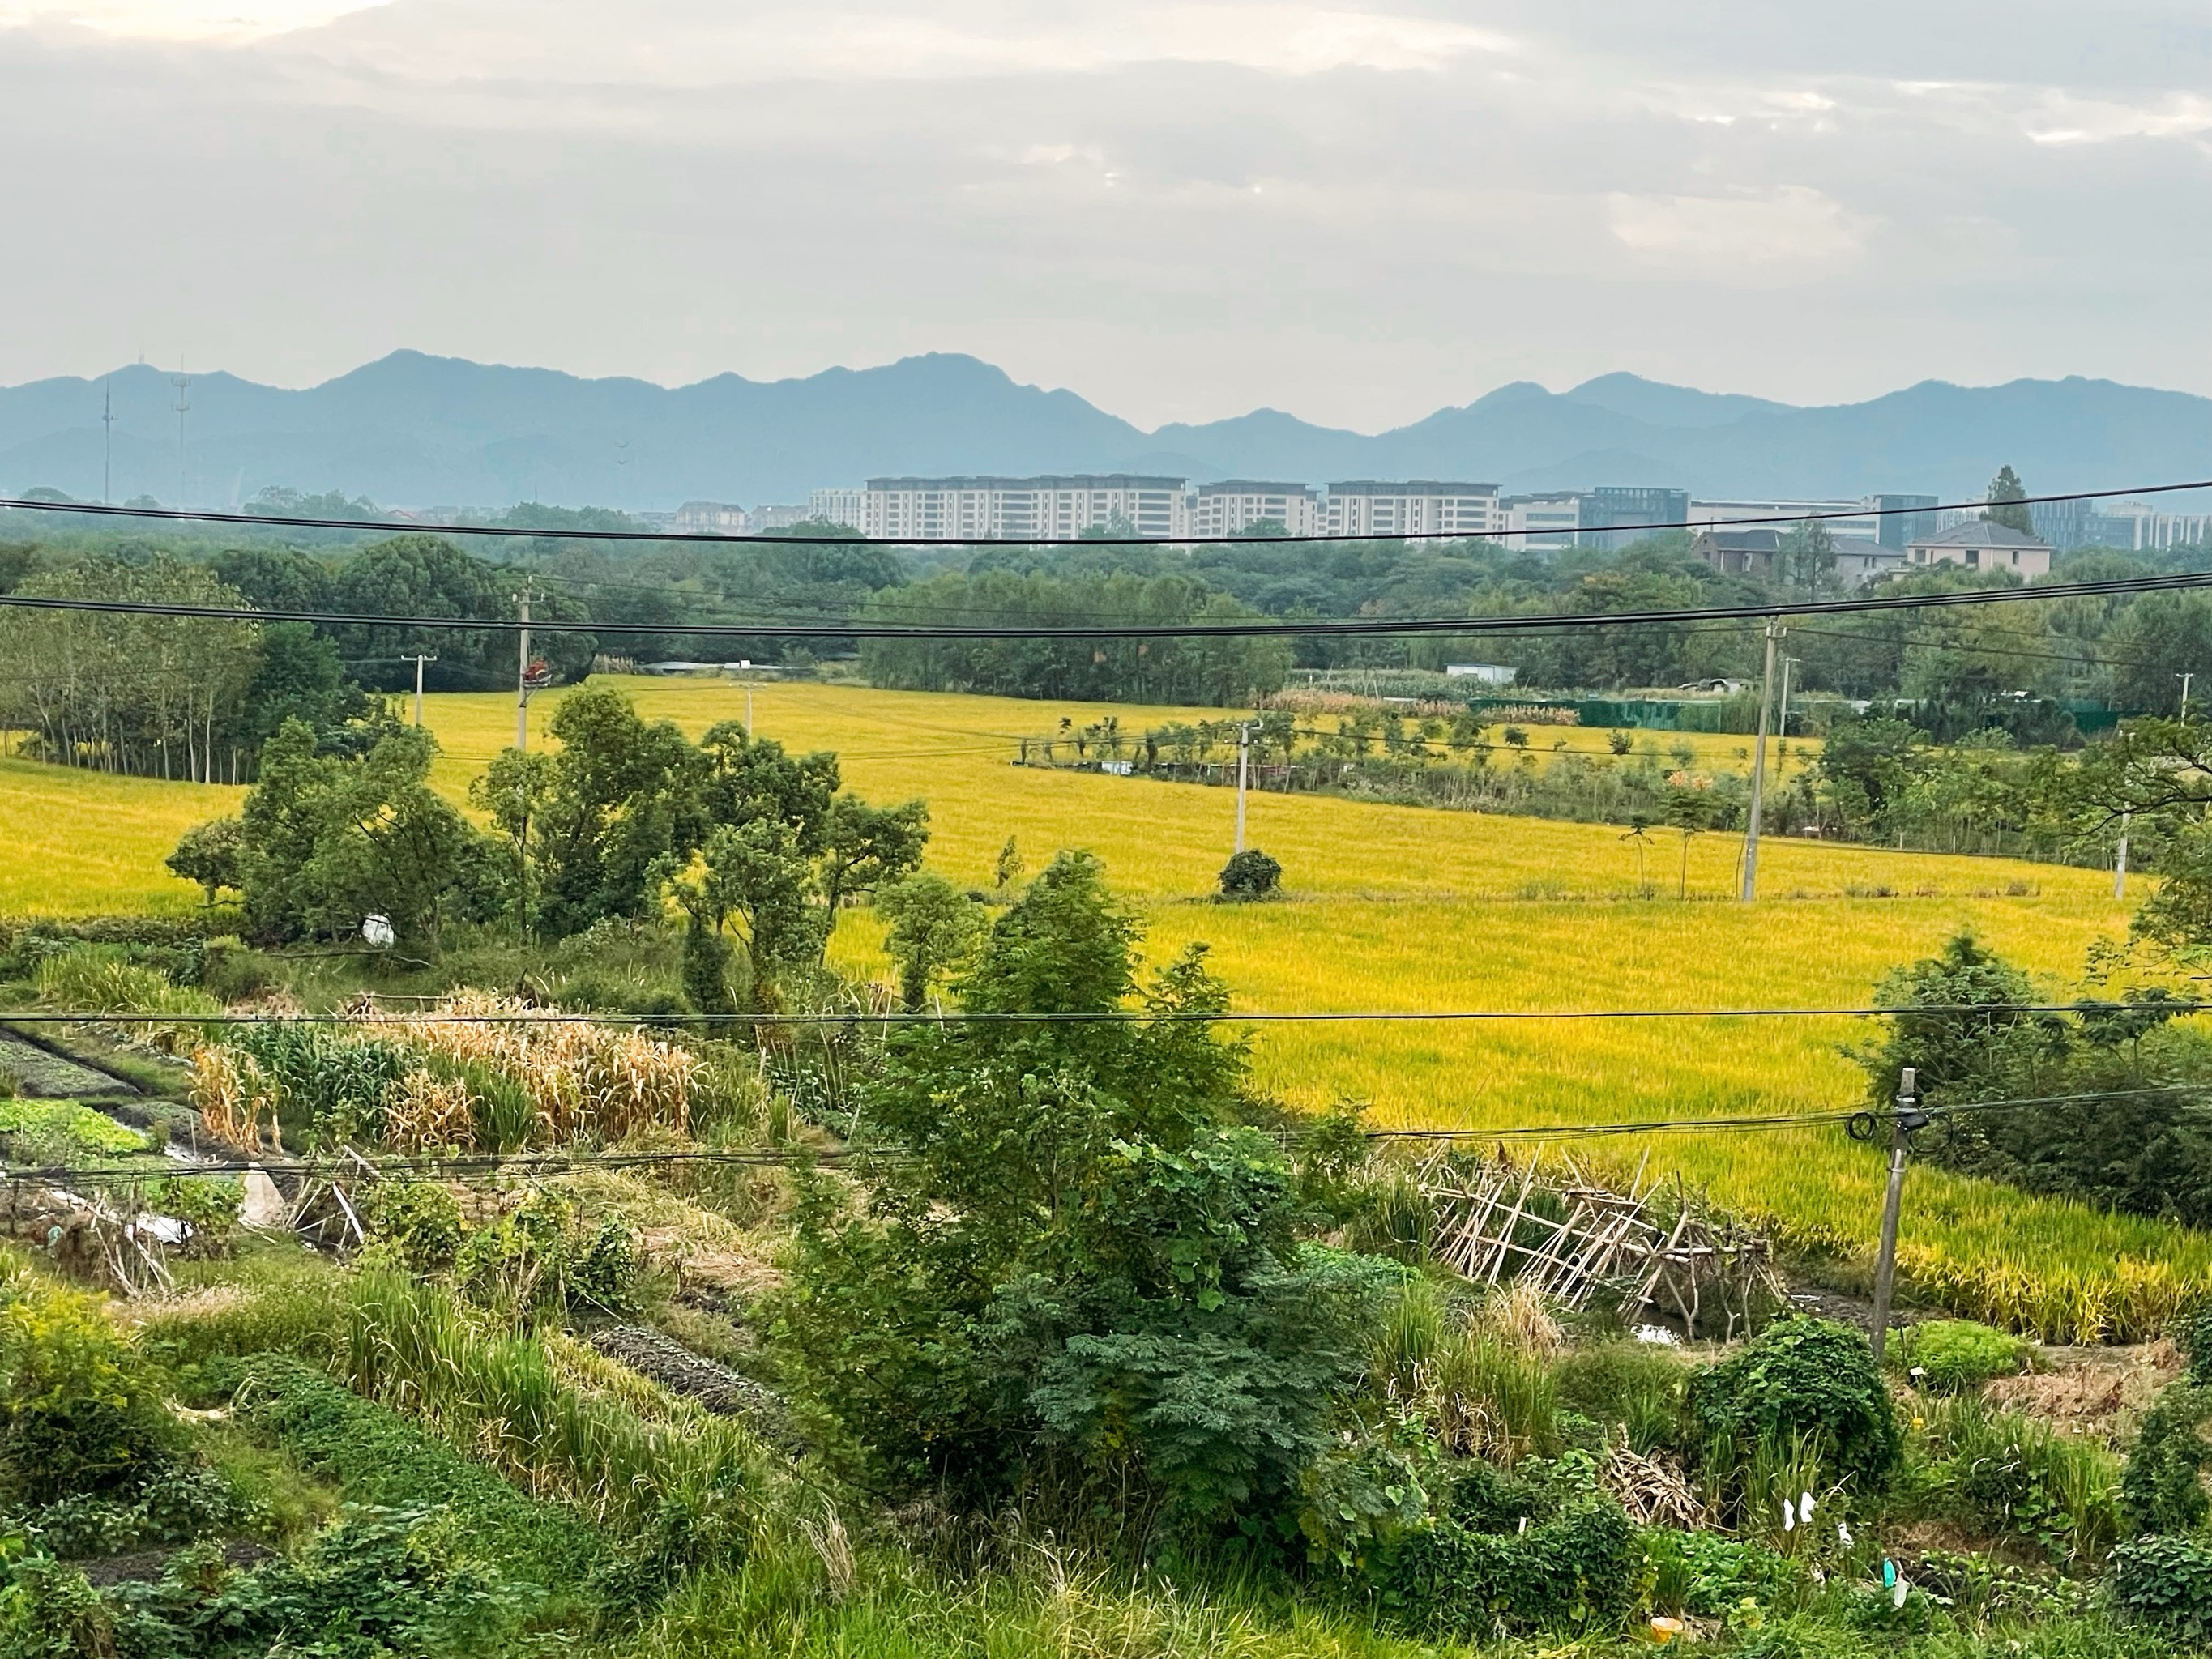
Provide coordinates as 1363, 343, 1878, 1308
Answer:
382, 1068, 476, 1154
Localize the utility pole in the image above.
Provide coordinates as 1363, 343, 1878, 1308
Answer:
1868, 1067, 1926, 1363
169, 369, 191, 506
515, 587, 532, 751
2180, 672, 2196, 723
401, 654, 437, 727
1739, 619, 1783, 902
100, 381, 114, 506
1234, 720, 1253, 853
2116, 812, 2131, 902
1777, 653, 1796, 740
739, 659, 754, 736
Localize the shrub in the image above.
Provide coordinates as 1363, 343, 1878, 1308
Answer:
2122, 1380, 2212, 1535
0, 1263, 184, 1506
1368, 1499, 1640, 1636
2113, 1533, 2212, 1642
1688, 1318, 1899, 1492
1890, 1318, 2028, 1392
1554, 1343, 1689, 1454
1218, 848, 1283, 898
147, 1176, 242, 1259
1915, 1394, 2121, 1565
1645, 1529, 1802, 1617
360, 1180, 466, 1274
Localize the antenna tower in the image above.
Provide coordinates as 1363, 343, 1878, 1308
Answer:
169, 369, 192, 507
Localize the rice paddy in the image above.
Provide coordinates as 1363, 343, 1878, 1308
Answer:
0, 675, 2198, 1334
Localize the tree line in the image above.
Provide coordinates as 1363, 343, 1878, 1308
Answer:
169, 685, 927, 1011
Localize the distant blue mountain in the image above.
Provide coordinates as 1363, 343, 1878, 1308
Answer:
2, 351, 2207, 513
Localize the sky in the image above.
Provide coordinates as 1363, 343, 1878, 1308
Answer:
1, 1, 2210, 431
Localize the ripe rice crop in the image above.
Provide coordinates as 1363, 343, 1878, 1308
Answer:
363, 991, 702, 1144
6, 677, 2203, 1335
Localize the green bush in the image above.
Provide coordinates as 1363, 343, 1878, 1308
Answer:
2113, 1533, 2212, 1642
1688, 1318, 1900, 1492
1890, 1319, 2027, 1392
2122, 1380, 2212, 1536
0, 1264, 185, 1505
1914, 1395, 2121, 1565
452, 1188, 638, 1318
360, 1179, 466, 1273
1368, 1499, 1640, 1636
1218, 848, 1283, 898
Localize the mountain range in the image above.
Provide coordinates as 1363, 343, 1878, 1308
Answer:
4, 351, 2211, 514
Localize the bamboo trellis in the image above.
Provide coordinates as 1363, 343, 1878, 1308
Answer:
1422, 1151, 1779, 1340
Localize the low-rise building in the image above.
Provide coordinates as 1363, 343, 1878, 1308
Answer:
1501, 493, 1582, 550
1905, 521, 2052, 577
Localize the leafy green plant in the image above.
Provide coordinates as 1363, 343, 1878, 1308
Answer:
1688, 1318, 1900, 1495
1218, 848, 1283, 899
360, 1179, 466, 1274
2113, 1533, 2212, 1642
1644, 1529, 1802, 1618
1889, 1318, 2028, 1392
2122, 1380, 2212, 1535
148, 1176, 241, 1259
1367, 1497, 1640, 1636
0, 1100, 151, 1164
1554, 1342, 1689, 1454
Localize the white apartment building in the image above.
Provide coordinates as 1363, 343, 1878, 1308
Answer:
1189, 480, 1321, 537
1323, 480, 1501, 538
670, 501, 749, 534
1503, 493, 1583, 550
859, 475, 1190, 541
807, 488, 865, 531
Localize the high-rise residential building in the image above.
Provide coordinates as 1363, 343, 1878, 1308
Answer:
859, 475, 1190, 540
1189, 480, 1321, 537
1322, 480, 1501, 538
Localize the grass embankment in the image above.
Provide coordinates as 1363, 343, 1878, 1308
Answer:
0, 677, 2197, 1333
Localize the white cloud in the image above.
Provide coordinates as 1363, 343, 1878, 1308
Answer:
0, 0, 384, 40
1606, 186, 1869, 271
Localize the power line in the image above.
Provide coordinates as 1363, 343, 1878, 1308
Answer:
6, 476, 2211, 548
13, 563, 2212, 642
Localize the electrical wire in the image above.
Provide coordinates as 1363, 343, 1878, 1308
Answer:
17, 563, 2212, 642
6, 477, 2210, 548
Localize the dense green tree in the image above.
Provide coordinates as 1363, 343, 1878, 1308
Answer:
1986, 465, 2034, 535
818, 795, 930, 921
233, 720, 499, 949
873, 872, 986, 1009
528, 688, 706, 937
164, 816, 245, 904
771, 852, 1398, 1533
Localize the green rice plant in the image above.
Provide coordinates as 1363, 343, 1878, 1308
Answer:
33, 944, 219, 1049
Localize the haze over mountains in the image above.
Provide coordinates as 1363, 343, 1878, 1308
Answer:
5, 351, 2211, 516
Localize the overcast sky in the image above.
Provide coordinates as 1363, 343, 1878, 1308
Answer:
2, 0, 2208, 429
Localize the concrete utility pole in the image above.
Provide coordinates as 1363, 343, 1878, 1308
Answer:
2181, 672, 2197, 723
1234, 720, 1253, 853
100, 381, 114, 506
1777, 654, 1796, 740
1739, 619, 1783, 902
402, 654, 437, 727
1868, 1067, 1927, 1363
2116, 812, 2132, 902
739, 659, 754, 736
515, 588, 532, 751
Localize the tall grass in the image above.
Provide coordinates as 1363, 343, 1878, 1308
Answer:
336, 1269, 761, 1533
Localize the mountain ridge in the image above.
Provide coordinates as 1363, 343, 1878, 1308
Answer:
3, 352, 2207, 514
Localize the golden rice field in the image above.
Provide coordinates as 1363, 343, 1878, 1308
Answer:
0, 675, 2197, 1336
